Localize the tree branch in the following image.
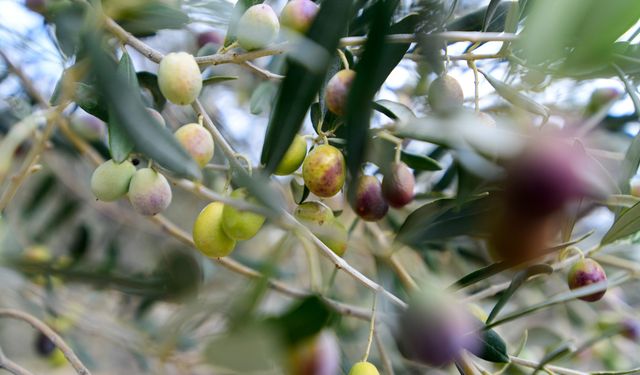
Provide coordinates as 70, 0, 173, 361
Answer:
0, 309, 91, 375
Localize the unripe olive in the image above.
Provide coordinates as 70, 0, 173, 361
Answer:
324, 69, 355, 116
427, 74, 463, 114
353, 175, 388, 221
382, 162, 414, 208
90, 159, 136, 202
23, 245, 52, 263
48, 348, 66, 367
70, 113, 106, 141
128, 168, 172, 216
397, 298, 479, 367
222, 188, 266, 240
275, 135, 307, 176
197, 30, 223, 49
587, 87, 621, 114
157, 52, 202, 105
348, 362, 379, 375
294, 201, 348, 256
567, 258, 607, 302
147, 108, 166, 127
236, 4, 280, 51
280, 0, 319, 34
302, 144, 345, 198
174, 123, 214, 168
193, 202, 237, 257
288, 330, 340, 375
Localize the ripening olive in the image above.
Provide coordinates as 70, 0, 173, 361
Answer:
70, 113, 106, 141
567, 258, 607, 302
275, 134, 307, 176
280, 0, 319, 34
302, 144, 345, 198
157, 52, 202, 105
222, 188, 266, 240
128, 168, 172, 216
427, 74, 463, 114
288, 330, 340, 375
236, 4, 280, 50
90, 159, 136, 202
174, 123, 214, 168
325, 69, 355, 116
382, 162, 414, 208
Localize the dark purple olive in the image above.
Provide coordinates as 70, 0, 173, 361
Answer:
382, 162, 414, 208
396, 299, 479, 367
34, 332, 56, 357
567, 258, 607, 302
621, 318, 640, 341
353, 175, 388, 221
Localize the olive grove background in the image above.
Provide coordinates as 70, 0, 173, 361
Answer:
1, 0, 640, 374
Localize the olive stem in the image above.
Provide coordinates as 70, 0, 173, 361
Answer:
374, 330, 394, 375
468, 60, 480, 113
337, 48, 350, 69
0, 309, 91, 375
362, 292, 378, 362
324, 267, 339, 294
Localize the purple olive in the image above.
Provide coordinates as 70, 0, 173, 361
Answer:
353, 175, 388, 221
280, 0, 319, 34
197, 30, 223, 49
325, 69, 355, 116
397, 299, 479, 367
382, 162, 414, 208
288, 330, 340, 375
567, 258, 607, 302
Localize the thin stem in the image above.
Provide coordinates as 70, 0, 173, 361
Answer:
468, 60, 480, 112
0, 309, 91, 375
337, 48, 349, 69
0, 346, 34, 375
509, 356, 587, 375
374, 330, 394, 375
362, 292, 378, 362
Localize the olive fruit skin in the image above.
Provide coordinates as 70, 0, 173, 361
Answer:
348, 362, 380, 375
325, 69, 355, 116
353, 175, 388, 221
174, 123, 214, 168
193, 202, 237, 257
197, 30, 223, 48
147, 108, 166, 127
294, 201, 348, 256
222, 188, 266, 240
621, 318, 640, 341
427, 74, 463, 114
236, 4, 280, 50
35, 332, 56, 357
128, 168, 172, 216
90, 159, 136, 202
567, 258, 607, 302
157, 52, 202, 105
397, 299, 479, 367
280, 0, 319, 34
302, 144, 346, 198
275, 134, 307, 176
70, 113, 106, 141
630, 176, 640, 197
288, 330, 340, 375
382, 162, 414, 208
587, 87, 620, 114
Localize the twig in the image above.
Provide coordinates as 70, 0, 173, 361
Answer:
0, 309, 91, 375
509, 356, 587, 375
374, 330, 394, 375
0, 346, 33, 375
241, 61, 285, 80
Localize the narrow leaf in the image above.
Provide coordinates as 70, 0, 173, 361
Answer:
470, 327, 510, 363
400, 151, 442, 171
601, 200, 640, 245
486, 264, 553, 324
480, 71, 549, 118
108, 52, 137, 162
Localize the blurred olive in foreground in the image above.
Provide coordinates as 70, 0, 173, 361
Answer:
288, 330, 340, 375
